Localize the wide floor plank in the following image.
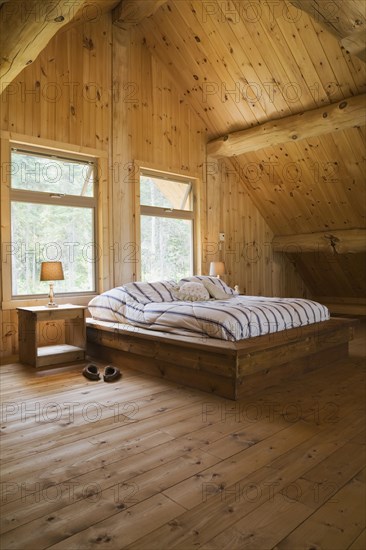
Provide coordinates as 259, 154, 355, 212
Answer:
1, 322, 365, 549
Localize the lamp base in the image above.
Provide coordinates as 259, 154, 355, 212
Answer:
47, 282, 58, 308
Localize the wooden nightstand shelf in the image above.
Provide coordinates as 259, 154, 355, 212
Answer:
17, 305, 86, 367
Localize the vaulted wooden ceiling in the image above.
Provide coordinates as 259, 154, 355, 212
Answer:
135, 0, 366, 305
135, 0, 365, 232
138, 0, 365, 135
1, 0, 365, 306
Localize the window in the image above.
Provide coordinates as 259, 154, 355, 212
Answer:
9, 147, 97, 297
139, 171, 195, 281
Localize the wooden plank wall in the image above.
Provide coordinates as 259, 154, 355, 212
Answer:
0, 14, 309, 363
205, 156, 310, 297
111, 25, 308, 297
137, 0, 366, 306
0, 13, 113, 363
111, 25, 207, 285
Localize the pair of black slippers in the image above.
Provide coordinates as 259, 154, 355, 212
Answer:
83, 364, 121, 382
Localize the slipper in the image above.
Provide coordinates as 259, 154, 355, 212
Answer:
82, 364, 100, 381
103, 365, 121, 382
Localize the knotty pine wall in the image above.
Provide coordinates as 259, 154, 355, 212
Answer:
111, 25, 308, 299
206, 156, 310, 297
0, 13, 113, 362
0, 16, 308, 363
111, 25, 207, 284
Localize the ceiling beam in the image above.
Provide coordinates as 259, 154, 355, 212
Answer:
272, 229, 366, 254
113, 0, 167, 30
0, 0, 87, 89
207, 94, 366, 158
289, 0, 366, 61
0, 0, 121, 91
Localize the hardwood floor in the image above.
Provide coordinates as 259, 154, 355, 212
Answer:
1, 322, 365, 550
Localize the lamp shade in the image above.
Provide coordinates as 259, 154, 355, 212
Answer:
40, 261, 64, 281
209, 261, 226, 277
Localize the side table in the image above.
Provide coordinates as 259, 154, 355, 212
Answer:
17, 305, 86, 367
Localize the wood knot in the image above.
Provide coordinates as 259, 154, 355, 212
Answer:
339, 101, 347, 109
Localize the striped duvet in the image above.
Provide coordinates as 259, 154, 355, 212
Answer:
88, 279, 330, 342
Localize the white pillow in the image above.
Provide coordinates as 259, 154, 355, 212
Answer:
174, 282, 210, 302
203, 280, 232, 300
179, 275, 235, 295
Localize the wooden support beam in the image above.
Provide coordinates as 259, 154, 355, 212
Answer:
272, 229, 366, 254
113, 0, 167, 29
289, 0, 366, 61
207, 94, 366, 158
0, 0, 87, 89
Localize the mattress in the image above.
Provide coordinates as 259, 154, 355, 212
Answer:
88, 279, 330, 342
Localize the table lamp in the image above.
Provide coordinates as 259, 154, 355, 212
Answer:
209, 261, 226, 279
40, 261, 64, 307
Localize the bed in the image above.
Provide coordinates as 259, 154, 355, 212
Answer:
86, 277, 356, 399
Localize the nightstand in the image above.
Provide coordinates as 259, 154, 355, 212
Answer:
17, 305, 86, 367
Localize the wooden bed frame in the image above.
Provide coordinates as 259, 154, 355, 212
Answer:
86, 317, 356, 400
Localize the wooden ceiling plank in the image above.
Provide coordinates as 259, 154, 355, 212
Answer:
276, 3, 334, 106
327, 129, 366, 226
341, 125, 366, 162
221, 7, 292, 118
139, 3, 236, 134
312, 19, 364, 97
181, 0, 281, 123
328, 127, 366, 191
341, 29, 366, 62
226, 155, 280, 234
295, 133, 356, 230
207, 93, 366, 158
245, 2, 317, 112
320, 131, 366, 224
290, 3, 349, 105
273, 140, 332, 231
232, 126, 366, 238
288, 0, 364, 38
167, 0, 257, 129
258, 142, 326, 232
234, 11, 307, 118
270, 1, 364, 104
113, 0, 167, 30
234, 150, 302, 235
136, 15, 215, 132
171, 0, 266, 131
288, 0, 366, 62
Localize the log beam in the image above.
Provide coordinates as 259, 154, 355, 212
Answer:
289, 0, 366, 62
0, 0, 87, 89
272, 229, 366, 254
113, 0, 167, 30
207, 94, 366, 158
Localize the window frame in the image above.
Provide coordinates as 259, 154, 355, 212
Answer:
1, 133, 110, 309
136, 166, 199, 282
